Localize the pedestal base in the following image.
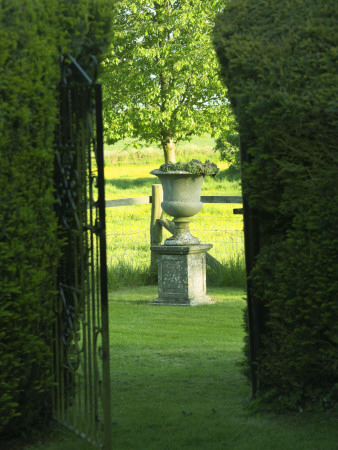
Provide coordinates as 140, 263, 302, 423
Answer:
150, 244, 213, 306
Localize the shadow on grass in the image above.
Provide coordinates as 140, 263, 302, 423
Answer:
105, 177, 154, 191
105, 168, 241, 191
217, 165, 241, 182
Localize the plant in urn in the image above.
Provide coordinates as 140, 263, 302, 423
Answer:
150, 160, 219, 245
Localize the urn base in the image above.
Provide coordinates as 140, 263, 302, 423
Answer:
150, 244, 213, 306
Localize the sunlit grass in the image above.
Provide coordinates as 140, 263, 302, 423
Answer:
106, 215, 245, 290
103, 162, 235, 199
103, 137, 245, 290
101, 135, 245, 290
105, 200, 244, 289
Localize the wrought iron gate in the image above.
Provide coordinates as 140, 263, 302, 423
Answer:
53, 53, 111, 448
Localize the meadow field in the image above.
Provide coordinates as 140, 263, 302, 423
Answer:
103, 136, 245, 290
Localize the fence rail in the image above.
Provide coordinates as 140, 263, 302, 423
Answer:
105, 194, 242, 208
105, 196, 151, 208
103, 185, 243, 269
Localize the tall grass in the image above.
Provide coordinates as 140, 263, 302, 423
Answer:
206, 254, 246, 288
104, 136, 246, 290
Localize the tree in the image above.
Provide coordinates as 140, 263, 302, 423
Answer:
101, 0, 235, 163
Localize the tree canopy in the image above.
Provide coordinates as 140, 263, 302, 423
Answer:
101, 0, 235, 162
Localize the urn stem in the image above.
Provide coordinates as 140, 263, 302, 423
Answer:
164, 217, 200, 245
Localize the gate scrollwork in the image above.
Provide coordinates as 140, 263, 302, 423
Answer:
53, 53, 111, 449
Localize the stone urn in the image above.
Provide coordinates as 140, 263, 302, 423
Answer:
150, 169, 205, 245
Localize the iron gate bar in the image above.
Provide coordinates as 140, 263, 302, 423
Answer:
94, 82, 112, 449
238, 131, 262, 398
53, 53, 112, 449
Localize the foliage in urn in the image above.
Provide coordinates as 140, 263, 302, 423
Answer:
158, 160, 219, 177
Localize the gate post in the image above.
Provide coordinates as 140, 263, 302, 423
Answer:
150, 184, 163, 267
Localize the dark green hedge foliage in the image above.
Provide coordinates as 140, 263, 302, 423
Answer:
0, 0, 113, 436
0, 1, 60, 435
214, 0, 338, 409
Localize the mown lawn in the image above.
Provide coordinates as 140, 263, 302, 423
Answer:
21, 138, 338, 449
26, 287, 338, 450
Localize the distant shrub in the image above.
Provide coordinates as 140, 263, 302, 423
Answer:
214, 0, 338, 409
214, 132, 240, 169
0, 0, 113, 436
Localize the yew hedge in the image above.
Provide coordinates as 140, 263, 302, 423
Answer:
214, 0, 338, 409
0, 0, 113, 436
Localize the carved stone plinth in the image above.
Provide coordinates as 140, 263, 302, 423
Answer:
150, 244, 213, 306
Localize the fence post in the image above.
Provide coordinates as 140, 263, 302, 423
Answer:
150, 184, 163, 268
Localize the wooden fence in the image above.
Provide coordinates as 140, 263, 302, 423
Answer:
104, 184, 243, 269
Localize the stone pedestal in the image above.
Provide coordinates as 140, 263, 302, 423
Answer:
150, 244, 213, 306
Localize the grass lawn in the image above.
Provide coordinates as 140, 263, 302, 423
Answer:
26, 287, 338, 450
18, 137, 337, 449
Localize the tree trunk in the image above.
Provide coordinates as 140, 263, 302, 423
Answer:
163, 137, 176, 163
